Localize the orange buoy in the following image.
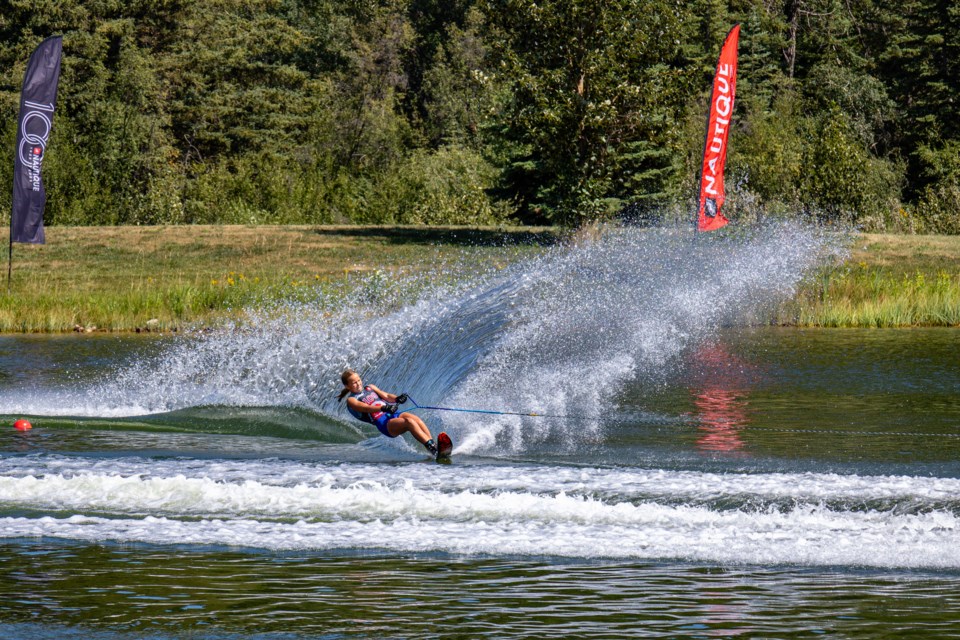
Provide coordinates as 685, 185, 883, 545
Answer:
13, 419, 32, 431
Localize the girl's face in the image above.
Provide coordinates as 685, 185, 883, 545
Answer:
345, 374, 363, 393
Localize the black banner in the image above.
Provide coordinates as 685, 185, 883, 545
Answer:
11, 36, 63, 245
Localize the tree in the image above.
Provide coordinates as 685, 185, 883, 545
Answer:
419, 8, 504, 149
0, 2, 179, 224
879, 0, 959, 201
479, 0, 695, 225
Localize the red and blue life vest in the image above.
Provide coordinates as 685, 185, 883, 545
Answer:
347, 386, 387, 424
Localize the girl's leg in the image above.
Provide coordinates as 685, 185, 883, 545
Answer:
406, 413, 431, 437
386, 415, 433, 446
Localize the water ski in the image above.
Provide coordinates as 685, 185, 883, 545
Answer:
436, 432, 453, 460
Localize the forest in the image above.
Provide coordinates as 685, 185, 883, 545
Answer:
0, 0, 957, 231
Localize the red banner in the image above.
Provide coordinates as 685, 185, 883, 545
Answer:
697, 25, 740, 232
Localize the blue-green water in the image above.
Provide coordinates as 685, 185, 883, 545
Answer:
0, 226, 958, 638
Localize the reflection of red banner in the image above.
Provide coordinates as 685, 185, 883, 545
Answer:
689, 343, 750, 453
697, 24, 740, 233
694, 388, 747, 453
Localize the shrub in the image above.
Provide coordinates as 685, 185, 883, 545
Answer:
915, 179, 960, 234
800, 107, 902, 229
912, 141, 960, 234
368, 146, 509, 225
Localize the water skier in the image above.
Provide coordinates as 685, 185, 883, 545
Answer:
338, 369, 446, 458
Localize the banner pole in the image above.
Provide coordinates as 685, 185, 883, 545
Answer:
7, 222, 12, 290
693, 30, 717, 235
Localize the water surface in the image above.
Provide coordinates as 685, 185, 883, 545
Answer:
0, 225, 957, 638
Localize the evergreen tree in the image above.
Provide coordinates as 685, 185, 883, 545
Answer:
0, 0, 954, 229
879, 0, 959, 195
479, 0, 697, 225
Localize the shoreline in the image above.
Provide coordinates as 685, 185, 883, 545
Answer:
0, 225, 957, 332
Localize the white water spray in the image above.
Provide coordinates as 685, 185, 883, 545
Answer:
1, 222, 845, 454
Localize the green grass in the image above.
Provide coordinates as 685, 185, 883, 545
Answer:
0, 225, 560, 332
781, 234, 960, 327
0, 226, 958, 331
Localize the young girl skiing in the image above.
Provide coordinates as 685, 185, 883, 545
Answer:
338, 369, 449, 458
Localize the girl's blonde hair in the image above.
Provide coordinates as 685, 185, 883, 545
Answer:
337, 369, 359, 401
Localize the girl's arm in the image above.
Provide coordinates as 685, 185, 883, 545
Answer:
366, 384, 398, 403
346, 397, 385, 414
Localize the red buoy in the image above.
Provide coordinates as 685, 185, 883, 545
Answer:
13, 419, 32, 431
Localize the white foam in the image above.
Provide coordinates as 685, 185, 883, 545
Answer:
3, 456, 957, 504
0, 504, 956, 569
0, 458, 957, 568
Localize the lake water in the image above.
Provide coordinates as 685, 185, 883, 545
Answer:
0, 225, 958, 638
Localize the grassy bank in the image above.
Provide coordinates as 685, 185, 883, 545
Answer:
0, 226, 957, 332
0, 225, 559, 332
781, 234, 960, 327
